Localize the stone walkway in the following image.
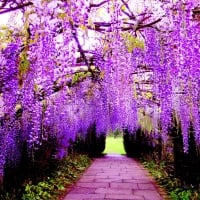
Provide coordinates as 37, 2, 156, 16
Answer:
63, 154, 168, 200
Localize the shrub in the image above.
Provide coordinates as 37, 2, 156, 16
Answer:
2, 136, 57, 198
123, 127, 155, 158
1, 154, 91, 200
69, 123, 106, 157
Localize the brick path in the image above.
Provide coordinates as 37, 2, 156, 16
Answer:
63, 154, 168, 200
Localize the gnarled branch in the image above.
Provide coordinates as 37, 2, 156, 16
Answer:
89, 0, 109, 8
0, 1, 32, 15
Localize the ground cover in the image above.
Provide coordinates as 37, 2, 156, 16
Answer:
141, 160, 200, 200
0, 154, 91, 200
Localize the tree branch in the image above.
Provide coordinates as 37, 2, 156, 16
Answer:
136, 18, 162, 31
69, 21, 100, 80
90, 0, 109, 8
0, 2, 32, 15
0, 0, 8, 9
120, 0, 135, 19
70, 22, 89, 66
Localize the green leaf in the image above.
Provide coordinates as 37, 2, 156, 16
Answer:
121, 32, 145, 52
19, 51, 30, 74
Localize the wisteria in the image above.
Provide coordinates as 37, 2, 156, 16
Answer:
0, 0, 200, 183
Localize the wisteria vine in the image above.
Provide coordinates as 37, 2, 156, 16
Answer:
0, 0, 199, 180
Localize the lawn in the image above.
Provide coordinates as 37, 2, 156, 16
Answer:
104, 136, 126, 155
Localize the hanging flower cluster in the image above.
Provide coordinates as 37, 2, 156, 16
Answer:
141, 1, 200, 152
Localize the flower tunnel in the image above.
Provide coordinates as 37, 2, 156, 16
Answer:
0, 0, 200, 190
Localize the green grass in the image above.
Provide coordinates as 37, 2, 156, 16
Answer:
104, 136, 126, 155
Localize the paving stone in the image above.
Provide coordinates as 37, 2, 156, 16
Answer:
63, 155, 168, 200
69, 187, 95, 194
134, 190, 162, 200
83, 171, 99, 176
83, 199, 105, 200
126, 175, 150, 179
120, 172, 139, 175
105, 194, 145, 200
63, 194, 105, 200
76, 182, 109, 188
95, 188, 133, 195
123, 179, 151, 184
96, 172, 120, 176
108, 175, 127, 179
110, 182, 138, 189
94, 178, 122, 183
138, 183, 156, 190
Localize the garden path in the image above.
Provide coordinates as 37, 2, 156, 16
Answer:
63, 154, 168, 200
